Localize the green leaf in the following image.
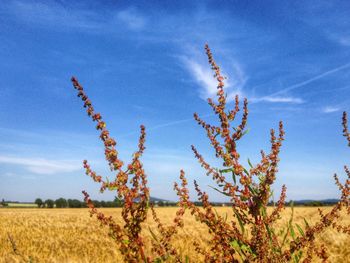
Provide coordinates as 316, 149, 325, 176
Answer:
241, 128, 250, 137
281, 204, 295, 248
214, 208, 220, 219
247, 158, 254, 168
229, 240, 254, 260
243, 167, 250, 176
241, 243, 253, 254
278, 227, 285, 237
232, 170, 237, 184
303, 218, 310, 228
295, 224, 305, 237
224, 212, 228, 222
148, 227, 158, 242
292, 251, 303, 263
230, 240, 239, 249
208, 185, 231, 197
233, 209, 245, 236
260, 206, 267, 218
290, 224, 296, 240
185, 255, 190, 263
122, 239, 130, 244
269, 190, 275, 204
229, 240, 244, 259
248, 185, 258, 196
288, 202, 296, 240
219, 168, 233, 173
265, 223, 272, 241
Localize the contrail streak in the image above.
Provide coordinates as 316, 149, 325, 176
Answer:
122, 62, 350, 136
268, 62, 350, 97
119, 113, 214, 138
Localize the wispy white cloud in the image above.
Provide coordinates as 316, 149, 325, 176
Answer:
3, 0, 101, 31
181, 56, 246, 101
2, 1, 149, 35
332, 35, 350, 46
0, 155, 80, 175
180, 55, 308, 105
322, 106, 340, 113
116, 8, 146, 30
182, 57, 219, 99
299, 2, 350, 47
268, 62, 350, 97
251, 96, 304, 104
249, 62, 350, 105
2, 172, 16, 177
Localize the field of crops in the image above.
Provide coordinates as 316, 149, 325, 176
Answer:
6, 203, 37, 208
0, 207, 349, 263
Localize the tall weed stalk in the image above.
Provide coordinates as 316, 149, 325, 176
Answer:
71, 44, 350, 262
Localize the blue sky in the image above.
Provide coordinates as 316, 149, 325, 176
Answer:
1, 0, 350, 202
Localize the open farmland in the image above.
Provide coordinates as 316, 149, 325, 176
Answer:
1, 207, 349, 263
6, 203, 37, 208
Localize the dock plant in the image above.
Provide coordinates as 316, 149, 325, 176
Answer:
71, 44, 350, 262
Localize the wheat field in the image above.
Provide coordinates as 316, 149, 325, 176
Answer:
0, 207, 349, 263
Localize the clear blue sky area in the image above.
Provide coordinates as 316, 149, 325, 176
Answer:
0, 0, 349, 202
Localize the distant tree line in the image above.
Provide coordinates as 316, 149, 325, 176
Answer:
151, 201, 229, 207
1, 199, 8, 207
154, 200, 340, 207
34, 197, 124, 208
2, 198, 338, 209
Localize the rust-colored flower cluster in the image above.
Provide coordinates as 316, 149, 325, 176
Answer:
174, 45, 350, 262
71, 77, 186, 262
148, 170, 189, 262
71, 44, 350, 262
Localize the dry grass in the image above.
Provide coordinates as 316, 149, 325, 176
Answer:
6, 203, 37, 208
1, 207, 349, 263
